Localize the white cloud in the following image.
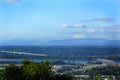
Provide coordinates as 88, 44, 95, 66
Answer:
86, 24, 120, 33
61, 23, 86, 28
74, 24, 86, 28
61, 24, 70, 28
87, 29, 96, 33
98, 24, 120, 33
83, 18, 115, 22
72, 34, 85, 38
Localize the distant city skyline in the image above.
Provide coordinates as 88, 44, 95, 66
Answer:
0, 0, 120, 43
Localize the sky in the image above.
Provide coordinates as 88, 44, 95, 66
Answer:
0, 0, 120, 41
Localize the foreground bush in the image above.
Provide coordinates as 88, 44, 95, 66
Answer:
0, 59, 73, 80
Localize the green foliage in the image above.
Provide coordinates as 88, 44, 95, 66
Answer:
0, 64, 23, 80
107, 77, 113, 80
84, 66, 120, 76
19, 59, 51, 80
51, 74, 73, 80
93, 74, 102, 80
0, 59, 73, 80
21, 58, 31, 66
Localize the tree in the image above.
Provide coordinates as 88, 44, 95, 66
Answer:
93, 74, 102, 80
107, 77, 113, 80
0, 59, 73, 80
52, 74, 73, 80
21, 59, 51, 80
1, 64, 23, 80
21, 58, 31, 66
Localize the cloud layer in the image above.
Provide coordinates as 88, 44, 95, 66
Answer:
61, 24, 86, 28
83, 18, 115, 22
87, 24, 120, 33
87, 29, 96, 33
72, 34, 85, 38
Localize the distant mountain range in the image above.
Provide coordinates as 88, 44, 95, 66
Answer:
0, 38, 120, 46
40, 38, 120, 46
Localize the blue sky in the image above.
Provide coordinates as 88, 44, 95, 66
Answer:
0, 0, 120, 41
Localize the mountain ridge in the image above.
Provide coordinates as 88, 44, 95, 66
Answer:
0, 38, 120, 46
